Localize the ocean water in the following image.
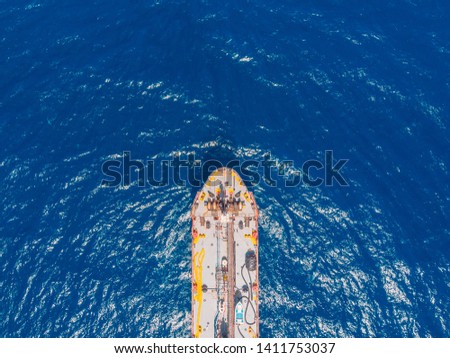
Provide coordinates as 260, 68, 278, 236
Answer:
1, 0, 449, 337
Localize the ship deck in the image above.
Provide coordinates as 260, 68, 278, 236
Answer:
191, 167, 259, 338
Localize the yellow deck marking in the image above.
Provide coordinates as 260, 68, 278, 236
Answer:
248, 326, 257, 338
244, 232, 257, 245
193, 248, 205, 337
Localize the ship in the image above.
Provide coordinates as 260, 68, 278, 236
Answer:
191, 167, 259, 338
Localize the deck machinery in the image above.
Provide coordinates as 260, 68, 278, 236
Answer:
191, 167, 259, 338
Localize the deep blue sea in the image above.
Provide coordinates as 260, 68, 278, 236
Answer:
1, 0, 449, 337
